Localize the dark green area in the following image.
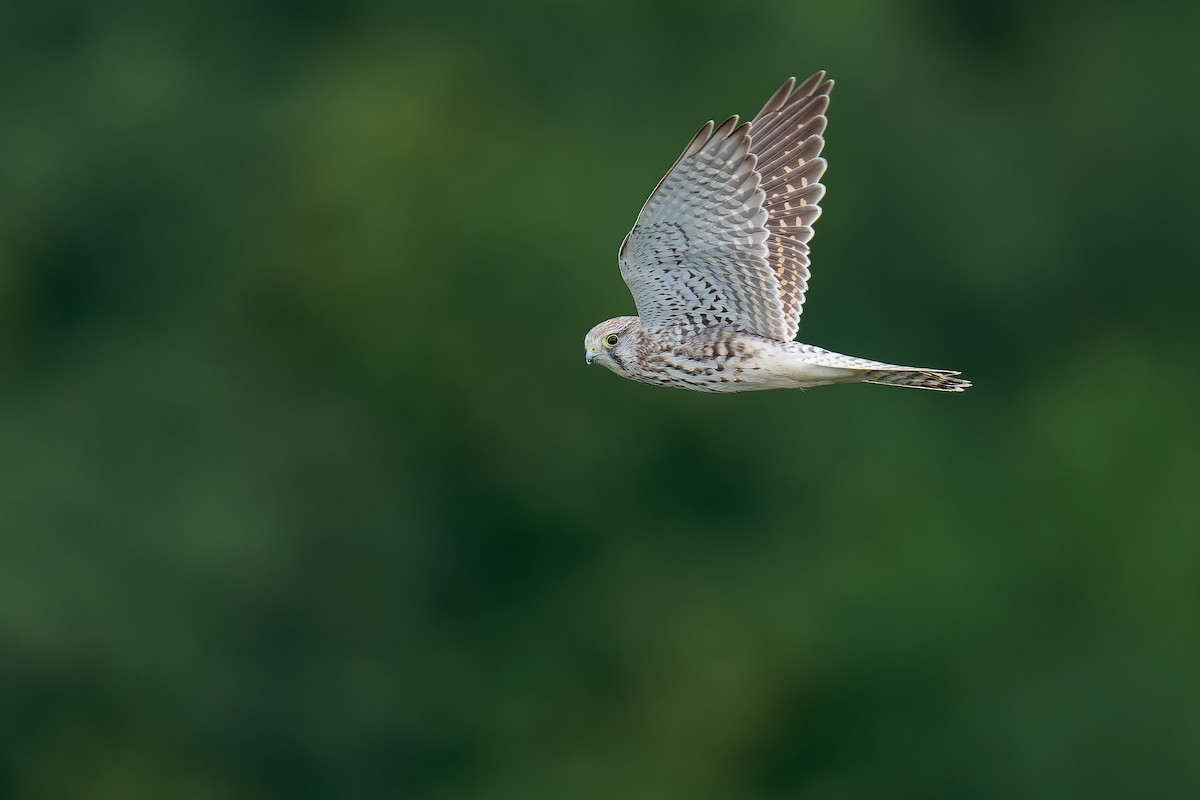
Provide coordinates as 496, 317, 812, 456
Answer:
3, 0, 1199, 797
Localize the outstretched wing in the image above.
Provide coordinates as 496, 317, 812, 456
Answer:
618, 73, 832, 342
749, 72, 832, 340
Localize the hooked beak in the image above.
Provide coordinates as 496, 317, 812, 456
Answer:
585, 350, 598, 365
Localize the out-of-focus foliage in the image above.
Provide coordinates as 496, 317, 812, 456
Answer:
2, 0, 1199, 797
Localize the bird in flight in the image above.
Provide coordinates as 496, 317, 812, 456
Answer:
585, 72, 970, 393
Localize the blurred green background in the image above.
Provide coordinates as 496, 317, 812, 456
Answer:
3, 0, 1199, 797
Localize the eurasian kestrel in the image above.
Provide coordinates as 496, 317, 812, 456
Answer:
584, 72, 970, 393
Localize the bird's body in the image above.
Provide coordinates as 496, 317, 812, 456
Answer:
586, 316, 966, 393
585, 72, 970, 393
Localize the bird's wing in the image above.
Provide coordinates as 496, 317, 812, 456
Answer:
618, 72, 831, 342
618, 114, 785, 339
748, 72, 832, 341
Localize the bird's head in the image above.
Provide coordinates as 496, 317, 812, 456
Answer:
584, 316, 643, 377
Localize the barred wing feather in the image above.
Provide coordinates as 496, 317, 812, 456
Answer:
749, 72, 832, 341
617, 72, 832, 343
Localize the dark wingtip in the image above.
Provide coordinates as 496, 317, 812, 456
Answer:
763, 77, 796, 114
683, 119, 716, 157
794, 70, 827, 98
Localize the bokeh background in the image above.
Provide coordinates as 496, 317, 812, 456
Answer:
3, 0, 1199, 797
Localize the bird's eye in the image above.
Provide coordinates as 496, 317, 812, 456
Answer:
604, 334, 619, 348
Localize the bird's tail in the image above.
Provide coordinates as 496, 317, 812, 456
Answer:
859, 369, 971, 392
791, 347, 971, 392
